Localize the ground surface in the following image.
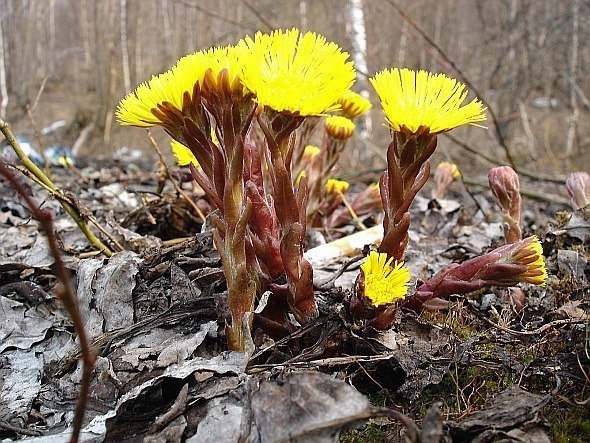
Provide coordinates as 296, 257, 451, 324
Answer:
0, 154, 588, 442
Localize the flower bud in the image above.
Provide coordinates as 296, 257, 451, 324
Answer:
337, 90, 372, 119
565, 172, 590, 210
325, 178, 350, 195
325, 116, 355, 140
432, 162, 460, 199
488, 166, 522, 243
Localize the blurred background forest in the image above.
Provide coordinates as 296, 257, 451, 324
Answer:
0, 0, 589, 177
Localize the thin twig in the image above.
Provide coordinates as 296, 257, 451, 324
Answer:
0, 158, 96, 443
146, 129, 206, 222
445, 133, 567, 184
0, 421, 42, 437
337, 190, 367, 230
13, 164, 125, 252
472, 308, 585, 336
0, 117, 113, 256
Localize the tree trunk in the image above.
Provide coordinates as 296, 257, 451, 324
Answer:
0, 6, 8, 118
347, 0, 372, 148
120, 0, 131, 93
566, 0, 580, 156
299, 0, 307, 31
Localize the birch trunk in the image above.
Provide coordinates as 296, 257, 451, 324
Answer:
299, 0, 307, 31
566, 0, 580, 156
0, 9, 8, 118
347, 0, 372, 147
120, 0, 131, 93
48, 0, 56, 73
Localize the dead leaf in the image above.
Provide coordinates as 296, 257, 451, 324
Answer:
447, 386, 551, 441
250, 371, 376, 443
0, 296, 52, 352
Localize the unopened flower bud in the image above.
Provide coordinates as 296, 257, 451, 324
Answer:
432, 162, 460, 199
337, 90, 372, 119
302, 145, 321, 163
325, 178, 350, 195
488, 166, 522, 243
405, 236, 547, 310
325, 116, 355, 140
565, 172, 590, 210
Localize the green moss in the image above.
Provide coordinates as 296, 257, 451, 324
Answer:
421, 304, 478, 340
547, 405, 590, 443
340, 422, 393, 443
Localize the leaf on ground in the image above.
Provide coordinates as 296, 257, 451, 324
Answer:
447, 386, 552, 441
76, 251, 140, 340
0, 296, 53, 352
250, 371, 378, 443
0, 350, 43, 420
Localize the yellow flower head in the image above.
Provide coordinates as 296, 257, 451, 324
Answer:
174, 45, 247, 97
325, 178, 350, 195
116, 46, 245, 127
370, 68, 487, 134
337, 90, 372, 119
436, 161, 461, 179
117, 69, 189, 127
509, 235, 547, 286
237, 29, 356, 116
302, 145, 321, 162
325, 115, 355, 140
171, 140, 199, 167
360, 251, 411, 306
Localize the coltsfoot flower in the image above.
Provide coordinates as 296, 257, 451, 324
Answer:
504, 235, 547, 286
237, 29, 356, 116
325, 178, 350, 195
116, 45, 246, 128
360, 251, 411, 307
370, 68, 486, 134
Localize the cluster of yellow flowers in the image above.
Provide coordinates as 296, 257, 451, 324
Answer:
118, 29, 356, 126
118, 28, 546, 334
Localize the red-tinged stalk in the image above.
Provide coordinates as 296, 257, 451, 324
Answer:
404, 236, 547, 310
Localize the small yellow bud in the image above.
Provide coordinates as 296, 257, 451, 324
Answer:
325, 116, 355, 140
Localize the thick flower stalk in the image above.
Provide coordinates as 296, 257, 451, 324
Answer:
350, 251, 411, 329
488, 166, 522, 243
117, 45, 260, 352
370, 68, 486, 261
431, 162, 461, 200
565, 171, 590, 210
404, 235, 547, 310
239, 28, 356, 325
